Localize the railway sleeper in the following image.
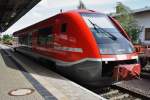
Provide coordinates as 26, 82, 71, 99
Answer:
109, 93, 129, 100
100, 90, 119, 97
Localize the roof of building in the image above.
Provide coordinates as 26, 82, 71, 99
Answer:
0, 0, 41, 32
134, 6, 150, 14
111, 6, 150, 17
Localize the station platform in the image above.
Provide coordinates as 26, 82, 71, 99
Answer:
0, 44, 105, 100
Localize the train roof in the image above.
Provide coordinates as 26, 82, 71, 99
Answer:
13, 10, 104, 36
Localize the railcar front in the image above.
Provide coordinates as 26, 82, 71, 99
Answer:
76, 11, 141, 86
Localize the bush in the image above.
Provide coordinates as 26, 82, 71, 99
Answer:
2, 34, 13, 45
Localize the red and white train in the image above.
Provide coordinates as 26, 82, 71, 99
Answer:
13, 10, 141, 87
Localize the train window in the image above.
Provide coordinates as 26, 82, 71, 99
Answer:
37, 27, 53, 46
18, 37, 23, 44
18, 35, 28, 45
18, 33, 32, 46
61, 23, 67, 33
28, 33, 32, 46
81, 13, 134, 54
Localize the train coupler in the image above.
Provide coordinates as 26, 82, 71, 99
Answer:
112, 64, 141, 81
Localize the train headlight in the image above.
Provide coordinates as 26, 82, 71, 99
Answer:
131, 56, 139, 62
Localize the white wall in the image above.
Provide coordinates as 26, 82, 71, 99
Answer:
134, 12, 150, 45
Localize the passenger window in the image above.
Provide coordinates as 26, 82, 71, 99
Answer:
28, 33, 32, 46
19, 35, 28, 45
61, 23, 67, 33
37, 27, 53, 46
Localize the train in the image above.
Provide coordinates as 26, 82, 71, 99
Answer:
13, 10, 141, 87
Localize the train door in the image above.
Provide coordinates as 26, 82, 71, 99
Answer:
53, 18, 70, 60
32, 30, 38, 51
35, 26, 54, 56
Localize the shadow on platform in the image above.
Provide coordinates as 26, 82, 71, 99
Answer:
0, 48, 66, 80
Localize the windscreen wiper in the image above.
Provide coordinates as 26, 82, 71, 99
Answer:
88, 19, 117, 40
88, 19, 99, 34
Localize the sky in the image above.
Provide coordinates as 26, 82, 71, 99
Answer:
2, 0, 150, 35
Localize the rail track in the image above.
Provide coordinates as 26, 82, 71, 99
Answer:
99, 86, 140, 100
97, 63, 150, 100
93, 79, 150, 100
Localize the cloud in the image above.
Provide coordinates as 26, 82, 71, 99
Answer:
38, 0, 126, 10
2, 0, 126, 35
2, 0, 145, 35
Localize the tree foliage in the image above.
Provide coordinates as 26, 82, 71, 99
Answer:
2, 34, 13, 44
115, 2, 142, 44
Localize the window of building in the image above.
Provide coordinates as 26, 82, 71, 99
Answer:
145, 28, 150, 40
61, 23, 67, 33
37, 27, 53, 46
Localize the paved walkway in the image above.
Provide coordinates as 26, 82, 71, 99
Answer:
0, 44, 105, 100
0, 49, 44, 100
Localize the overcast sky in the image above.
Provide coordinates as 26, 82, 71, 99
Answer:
2, 0, 150, 35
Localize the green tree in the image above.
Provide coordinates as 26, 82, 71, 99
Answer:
115, 2, 142, 44
2, 34, 13, 44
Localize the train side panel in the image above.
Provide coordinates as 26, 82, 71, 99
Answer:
32, 12, 100, 63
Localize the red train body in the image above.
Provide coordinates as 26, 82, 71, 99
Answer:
13, 10, 141, 87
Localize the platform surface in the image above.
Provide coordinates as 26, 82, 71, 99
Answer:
0, 44, 104, 100
0, 48, 44, 100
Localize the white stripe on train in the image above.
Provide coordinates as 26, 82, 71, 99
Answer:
56, 56, 138, 66
54, 46, 83, 53
15, 47, 138, 67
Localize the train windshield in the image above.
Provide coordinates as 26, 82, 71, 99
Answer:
80, 13, 134, 54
